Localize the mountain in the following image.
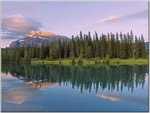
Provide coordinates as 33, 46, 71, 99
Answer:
9, 30, 69, 48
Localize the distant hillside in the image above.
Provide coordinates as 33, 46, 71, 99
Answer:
9, 30, 69, 48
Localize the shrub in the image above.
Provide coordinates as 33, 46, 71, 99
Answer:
45, 57, 50, 61
106, 59, 110, 64
77, 58, 83, 65
116, 59, 120, 64
95, 59, 98, 65
106, 55, 110, 64
102, 60, 105, 64
70, 58, 76, 65
59, 59, 61, 65
77, 55, 83, 65
98, 60, 101, 64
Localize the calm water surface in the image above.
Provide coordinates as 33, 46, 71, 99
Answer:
1, 64, 149, 112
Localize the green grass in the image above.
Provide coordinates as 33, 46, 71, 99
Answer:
31, 58, 148, 66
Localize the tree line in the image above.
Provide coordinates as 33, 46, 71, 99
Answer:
2, 31, 148, 63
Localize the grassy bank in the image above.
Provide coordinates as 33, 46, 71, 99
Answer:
31, 58, 148, 66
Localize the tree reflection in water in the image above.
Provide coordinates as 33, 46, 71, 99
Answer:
2, 64, 148, 93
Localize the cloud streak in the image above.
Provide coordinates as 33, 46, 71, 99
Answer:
96, 9, 147, 25
2, 14, 43, 39
96, 16, 119, 24
121, 9, 148, 20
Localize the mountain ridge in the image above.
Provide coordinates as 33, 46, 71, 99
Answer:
9, 30, 69, 48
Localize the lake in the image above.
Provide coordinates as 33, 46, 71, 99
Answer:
1, 64, 149, 112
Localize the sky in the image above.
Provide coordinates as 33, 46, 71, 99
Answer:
1, 1, 148, 48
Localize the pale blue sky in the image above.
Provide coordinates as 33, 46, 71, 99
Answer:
1, 1, 148, 47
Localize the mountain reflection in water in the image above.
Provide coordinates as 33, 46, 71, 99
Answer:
26, 81, 57, 88
2, 64, 148, 93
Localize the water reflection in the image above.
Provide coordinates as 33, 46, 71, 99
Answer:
96, 89, 148, 105
2, 76, 42, 104
2, 64, 148, 93
96, 93, 120, 101
26, 81, 57, 88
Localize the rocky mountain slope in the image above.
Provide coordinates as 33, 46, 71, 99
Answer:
9, 30, 69, 48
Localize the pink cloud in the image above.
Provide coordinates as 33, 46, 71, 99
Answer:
2, 14, 43, 39
96, 16, 119, 24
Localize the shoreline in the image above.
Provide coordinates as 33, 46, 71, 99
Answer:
31, 58, 148, 66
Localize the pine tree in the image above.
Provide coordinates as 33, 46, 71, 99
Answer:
40, 44, 46, 59
140, 35, 147, 58
95, 31, 100, 58
134, 36, 139, 58
70, 36, 75, 58
115, 32, 120, 58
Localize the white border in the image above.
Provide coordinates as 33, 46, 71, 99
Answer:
0, 0, 149, 113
